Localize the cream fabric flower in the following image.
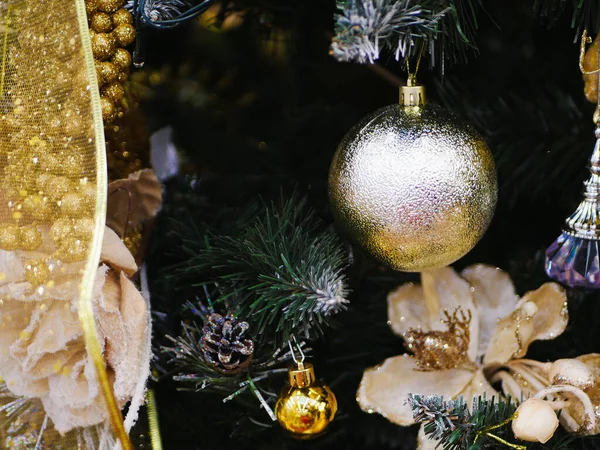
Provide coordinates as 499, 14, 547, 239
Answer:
0, 226, 147, 434
357, 264, 568, 449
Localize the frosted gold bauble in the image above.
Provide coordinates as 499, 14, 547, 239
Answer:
329, 103, 497, 272
275, 363, 337, 438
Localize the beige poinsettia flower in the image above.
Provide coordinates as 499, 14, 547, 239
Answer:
0, 226, 148, 434
357, 264, 568, 449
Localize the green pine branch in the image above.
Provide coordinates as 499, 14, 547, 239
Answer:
330, 0, 482, 67
409, 394, 592, 450
159, 194, 350, 348
532, 0, 600, 34
409, 394, 520, 450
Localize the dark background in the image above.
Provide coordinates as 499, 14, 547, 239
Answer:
140, 1, 600, 448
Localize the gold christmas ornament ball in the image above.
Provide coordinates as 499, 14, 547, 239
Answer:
111, 48, 132, 71
91, 12, 113, 33
329, 94, 497, 272
113, 23, 136, 47
112, 8, 134, 26
91, 32, 116, 61
97, 0, 122, 13
275, 363, 337, 438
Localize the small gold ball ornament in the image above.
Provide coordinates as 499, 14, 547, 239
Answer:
111, 48, 132, 71
91, 12, 114, 33
97, 0, 122, 13
329, 83, 497, 272
112, 8, 133, 26
96, 61, 118, 86
91, 33, 116, 61
100, 96, 116, 122
275, 362, 337, 438
113, 23, 136, 47
102, 82, 125, 103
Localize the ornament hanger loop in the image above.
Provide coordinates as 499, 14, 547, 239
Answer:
288, 334, 305, 369
404, 42, 426, 86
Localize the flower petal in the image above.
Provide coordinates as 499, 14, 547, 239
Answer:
388, 267, 478, 361
461, 265, 518, 360
484, 283, 568, 365
357, 354, 476, 425
101, 226, 137, 276
457, 369, 497, 405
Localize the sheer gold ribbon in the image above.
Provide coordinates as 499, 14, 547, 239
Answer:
0, 0, 132, 448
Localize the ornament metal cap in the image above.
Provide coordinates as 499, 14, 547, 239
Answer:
400, 76, 425, 110
288, 362, 316, 388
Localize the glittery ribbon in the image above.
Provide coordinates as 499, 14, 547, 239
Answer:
0, 1, 133, 448
76, 2, 133, 448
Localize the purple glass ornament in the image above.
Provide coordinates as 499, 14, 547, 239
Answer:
545, 127, 600, 288
545, 233, 600, 288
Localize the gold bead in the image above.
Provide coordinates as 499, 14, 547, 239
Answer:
96, 61, 118, 86
73, 217, 95, 240
102, 82, 125, 103
46, 176, 72, 201
54, 237, 88, 263
101, 96, 117, 123
86, 0, 100, 15
91, 32, 116, 61
23, 195, 56, 221
50, 218, 74, 244
0, 225, 20, 251
117, 70, 129, 83
98, 0, 123, 13
62, 154, 86, 178
59, 193, 86, 217
275, 364, 337, 438
112, 8, 133, 26
113, 23, 135, 47
19, 225, 42, 251
111, 48, 131, 71
91, 12, 113, 33
24, 260, 51, 286
78, 183, 97, 208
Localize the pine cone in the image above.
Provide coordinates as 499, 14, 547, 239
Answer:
201, 313, 254, 374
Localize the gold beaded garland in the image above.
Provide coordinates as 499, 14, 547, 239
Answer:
85, 0, 135, 124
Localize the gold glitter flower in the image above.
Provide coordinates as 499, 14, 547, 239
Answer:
357, 264, 568, 449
